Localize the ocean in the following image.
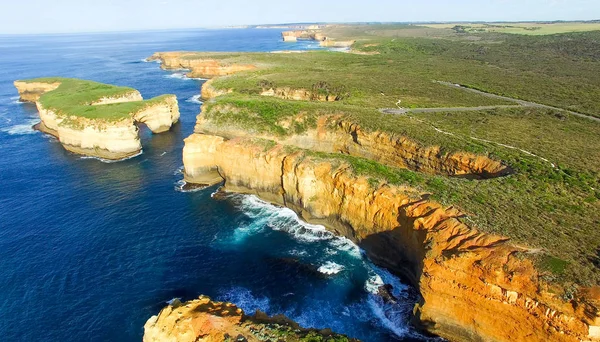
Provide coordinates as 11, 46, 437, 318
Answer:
0, 28, 428, 341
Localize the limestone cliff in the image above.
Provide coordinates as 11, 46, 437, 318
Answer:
259, 87, 341, 102
144, 296, 357, 342
13, 80, 61, 102
14, 79, 179, 160
182, 134, 600, 342
281, 30, 326, 42
201, 79, 231, 100
148, 52, 256, 78
195, 113, 510, 179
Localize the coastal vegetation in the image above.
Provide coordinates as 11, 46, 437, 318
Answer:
21, 77, 174, 121
164, 24, 600, 287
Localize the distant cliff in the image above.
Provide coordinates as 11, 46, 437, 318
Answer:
147, 52, 256, 78
14, 78, 179, 160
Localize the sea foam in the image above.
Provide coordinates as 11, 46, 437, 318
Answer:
185, 94, 203, 104
0, 119, 39, 135
317, 261, 344, 275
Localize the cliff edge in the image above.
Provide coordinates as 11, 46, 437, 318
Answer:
182, 134, 600, 342
148, 29, 600, 341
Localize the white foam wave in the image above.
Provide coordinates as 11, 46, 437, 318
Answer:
174, 179, 207, 193
317, 261, 344, 275
164, 71, 207, 81
185, 94, 203, 104
0, 119, 39, 135
9, 96, 23, 105
367, 296, 411, 338
165, 72, 190, 80
288, 248, 308, 257
218, 287, 270, 313
365, 274, 385, 294
173, 166, 184, 175
166, 297, 181, 305
238, 195, 334, 243
328, 236, 362, 259
79, 150, 143, 163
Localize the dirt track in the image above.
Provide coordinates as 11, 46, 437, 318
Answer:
380, 81, 600, 123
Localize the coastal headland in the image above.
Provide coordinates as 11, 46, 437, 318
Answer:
144, 296, 357, 342
147, 23, 600, 341
14, 78, 180, 160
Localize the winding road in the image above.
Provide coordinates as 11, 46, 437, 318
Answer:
380, 81, 600, 123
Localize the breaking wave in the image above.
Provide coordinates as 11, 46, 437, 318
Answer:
185, 94, 203, 104
317, 261, 344, 275
218, 287, 270, 313
0, 119, 39, 135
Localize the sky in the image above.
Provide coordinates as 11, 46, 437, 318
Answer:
0, 0, 598, 34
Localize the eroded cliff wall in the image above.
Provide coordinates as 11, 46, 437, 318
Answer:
182, 133, 600, 342
195, 113, 510, 179
148, 52, 256, 78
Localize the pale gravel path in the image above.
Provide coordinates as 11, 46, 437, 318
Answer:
380, 81, 600, 123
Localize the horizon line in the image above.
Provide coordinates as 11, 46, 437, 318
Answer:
1, 19, 599, 36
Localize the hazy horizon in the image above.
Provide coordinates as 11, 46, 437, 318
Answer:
1, 0, 599, 34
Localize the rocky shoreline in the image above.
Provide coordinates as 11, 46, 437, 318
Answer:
144, 296, 358, 342
143, 50, 600, 341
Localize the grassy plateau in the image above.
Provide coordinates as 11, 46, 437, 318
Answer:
21, 77, 173, 121
172, 23, 600, 288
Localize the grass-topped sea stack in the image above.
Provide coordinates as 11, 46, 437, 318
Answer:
13, 77, 180, 160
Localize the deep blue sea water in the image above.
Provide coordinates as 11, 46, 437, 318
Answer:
0, 29, 428, 341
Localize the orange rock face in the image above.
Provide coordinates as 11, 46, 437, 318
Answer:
144, 296, 357, 342
148, 52, 256, 78
182, 134, 600, 342
195, 114, 510, 179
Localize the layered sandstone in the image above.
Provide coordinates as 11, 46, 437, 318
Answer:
144, 296, 356, 342
200, 79, 231, 100
148, 52, 256, 78
195, 113, 510, 179
133, 95, 180, 133
281, 30, 326, 42
259, 87, 341, 101
14, 80, 180, 160
182, 134, 600, 342
13, 80, 61, 102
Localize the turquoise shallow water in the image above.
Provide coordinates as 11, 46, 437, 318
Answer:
0, 29, 429, 341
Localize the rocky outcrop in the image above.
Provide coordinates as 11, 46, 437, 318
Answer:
259, 87, 341, 102
201, 79, 231, 100
14, 80, 179, 160
281, 30, 326, 42
133, 95, 180, 133
143, 296, 357, 342
182, 134, 600, 342
148, 52, 256, 78
195, 114, 510, 179
13, 80, 61, 102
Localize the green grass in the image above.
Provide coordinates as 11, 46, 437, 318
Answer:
423, 22, 600, 35
21, 77, 174, 122
170, 26, 600, 286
